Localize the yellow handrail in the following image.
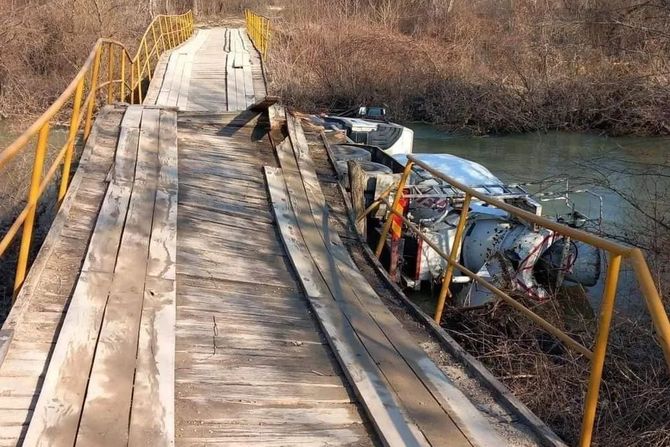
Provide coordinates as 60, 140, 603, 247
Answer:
244, 9, 271, 61
374, 154, 670, 446
0, 11, 194, 298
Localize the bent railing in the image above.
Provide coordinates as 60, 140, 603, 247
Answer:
373, 154, 670, 447
245, 9, 271, 61
0, 11, 193, 298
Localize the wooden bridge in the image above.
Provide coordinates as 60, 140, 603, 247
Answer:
0, 20, 558, 446
6, 10, 669, 447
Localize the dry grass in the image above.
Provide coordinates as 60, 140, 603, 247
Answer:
443, 297, 670, 446
268, 0, 670, 135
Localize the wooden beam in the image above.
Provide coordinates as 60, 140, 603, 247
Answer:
265, 164, 428, 447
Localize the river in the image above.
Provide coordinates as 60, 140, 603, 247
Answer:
410, 124, 670, 314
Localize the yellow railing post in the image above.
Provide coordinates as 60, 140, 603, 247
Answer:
130, 58, 136, 104
264, 18, 270, 60
434, 193, 472, 323
579, 254, 622, 447
136, 61, 144, 103
84, 44, 102, 140
120, 53, 126, 102
158, 16, 167, 53
58, 79, 84, 204
630, 249, 670, 370
151, 22, 159, 62
375, 161, 413, 258
168, 16, 175, 48
13, 124, 50, 297
107, 43, 114, 104
143, 39, 151, 81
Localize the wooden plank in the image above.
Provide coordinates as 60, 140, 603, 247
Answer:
147, 109, 178, 280
233, 52, 243, 69
156, 53, 180, 106
128, 109, 178, 446
76, 108, 160, 446
276, 137, 478, 447
234, 63, 245, 110
225, 53, 237, 111
177, 58, 192, 110
144, 54, 170, 105
21, 272, 114, 446
264, 165, 428, 447
23, 108, 141, 445
167, 54, 186, 107
243, 53, 255, 108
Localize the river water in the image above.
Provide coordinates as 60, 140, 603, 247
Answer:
410, 124, 670, 314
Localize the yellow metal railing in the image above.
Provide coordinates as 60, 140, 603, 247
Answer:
0, 11, 193, 298
245, 9, 271, 61
371, 155, 670, 446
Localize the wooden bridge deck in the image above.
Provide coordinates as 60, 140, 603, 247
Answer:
0, 27, 546, 447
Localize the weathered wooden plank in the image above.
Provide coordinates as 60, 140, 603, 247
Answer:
176, 251, 292, 288
176, 384, 351, 404
177, 211, 278, 244
147, 109, 179, 280
156, 53, 180, 106
127, 278, 175, 447
177, 58, 192, 110
22, 272, 115, 446
280, 128, 471, 446
167, 54, 186, 107
23, 109, 138, 445
128, 109, 178, 447
76, 108, 160, 446
277, 140, 460, 446
234, 63, 246, 110
243, 54, 255, 108
225, 53, 237, 111
265, 165, 428, 447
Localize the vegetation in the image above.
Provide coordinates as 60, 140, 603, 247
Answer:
269, 0, 670, 135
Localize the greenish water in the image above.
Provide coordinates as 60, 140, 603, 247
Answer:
409, 124, 670, 314
411, 125, 670, 229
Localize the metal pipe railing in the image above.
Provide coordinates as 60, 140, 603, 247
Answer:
0, 11, 194, 300
373, 155, 670, 446
245, 9, 272, 61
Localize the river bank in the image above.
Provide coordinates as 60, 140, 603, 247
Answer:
268, 1, 670, 137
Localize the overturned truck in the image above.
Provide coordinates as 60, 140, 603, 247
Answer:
325, 137, 601, 308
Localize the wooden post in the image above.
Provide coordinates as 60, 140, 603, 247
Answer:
375, 162, 413, 258
349, 161, 367, 237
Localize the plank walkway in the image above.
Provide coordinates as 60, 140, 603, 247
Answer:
0, 26, 546, 447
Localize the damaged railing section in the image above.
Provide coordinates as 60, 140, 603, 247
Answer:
372, 154, 670, 447
0, 12, 193, 298
245, 9, 271, 61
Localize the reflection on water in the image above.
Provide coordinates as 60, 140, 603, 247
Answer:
409, 125, 670, 315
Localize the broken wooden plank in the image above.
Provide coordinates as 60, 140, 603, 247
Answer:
265, 164, 428, 447
287, 114, 506, 447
